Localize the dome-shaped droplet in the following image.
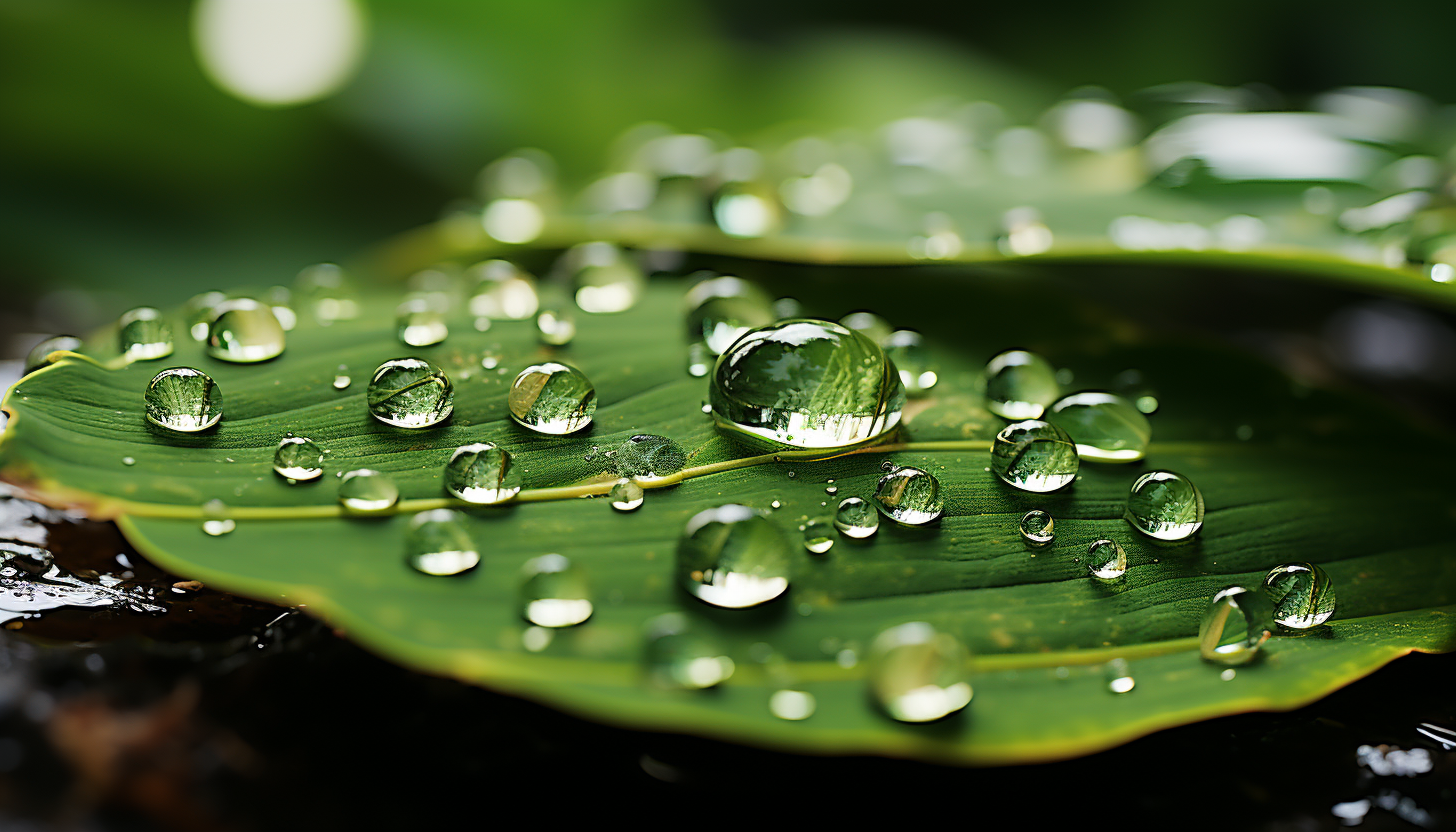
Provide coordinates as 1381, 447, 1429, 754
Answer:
535, 307, 576, 346
338, 470, 399, 515
366, 358, 454, 428
118, 308, 174, 361
883, 330, 937, 396
206, 298, 286, 363
1262, 562, 1336, 629
801, 520, 834, 554
614, 434, 685, 482
868, 622, 973, 723
273, 436, 324, 482
332, 373, 351, 390
677, 504, 791, 608
991, 419, 1079, 492
1199, 586, 1271, 665
1019, 510, 1054, 547
1104, 657, 1135, 694
684, 274, 775, 355
396, 299, 449, 347
519, 554, 593, 627
295, 263, 360, 323
1046, 392, 1151, 462
443, 443, 520, 504
609, 478, 643, 511
405, 509, 479, 576
24, 335, 83, 374
201, 499, 234, 537
686, 341, 712, 377
145, 368, 223, 432
712, 182, 783, 239
644, 613, 735, 690
709, 319, 905, 450
467, 260, 539, 320
508, 362, 596, 435
768, 689, 816, 721
566, 242, 645, 314
1125, 470, 1204, 541
838, 311, 894, 346
873, 466, 944, 525
1086, 538, 1127, 581
985, 350, 1059, 419
833, 497, 879, 538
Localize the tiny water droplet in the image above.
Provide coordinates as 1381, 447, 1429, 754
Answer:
801, 520, 834, 554
405, 509, 479, 576
609, 478, 644, 512
684, 274, 775, 354
868, 622, 973, 723
467, 260, 539, 320
1046, 392, 1150, 462
990, 419, 1079, 492
338, 470, 399, 515
535, 307, 576, 346
1086, 538, 1127, 581
1220, 668, 1236, 681
1125, 470, 1204, 541
332, 374, 351, 390
481, 353, 500, 370
118, 308, 174, 361
769, 689, 816, 721
396, 299, 449, 347
121, 457, 136, 467
677, 504, 791, 608
1019, 510, 1054, 547
985, 350, 1060, 420
444, 443, 521, 504
274, 436, 324, 482
645, 613, 735, 689
1104, 658, 1135, 693
873, 466, 943, 525
1263, 562, 1336, 629
366, 358, 454, 428
824, 486, 838, 496
1199, 586, 1271, 665
833, 497, 879, 538
508, 362, 596, 435
206, 298, 286, 363
145, 368, 223, 432
519, 554, 593, 627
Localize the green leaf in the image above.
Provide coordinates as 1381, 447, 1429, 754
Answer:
2, 244, 1452, 765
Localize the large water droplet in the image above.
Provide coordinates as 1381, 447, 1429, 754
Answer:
1104, 657, 1135, 693
519, 554, 593, 627
405, 509, 479, 576
883, 330, 937, 396
1046, 392, 1151, 462
145, 368, 223, 433
25, 335, 83, 374
985, 350, 1059, 419
536, 307, 576, 346
295, 263, 361, 324
614, 434, 685, 481
1263, 562, 1336, 629
366, 358, 454, 428
677, 504, 791, 608
684, 275, 775, 355
274, 436, 324, 482
508, 362, 596, 435
645, 613, 735, 689
833, 497, 879, 538
990, 420, 1079, 492
396, 299, 449, 347
443, 443, 521, 504
873, 466, 944, 525
801, 520, 834, 553
609, 478, 643, 511
1125, 470, 1204, 540
467, 260, 539, 320
338, 470, 399, 515
709, 319, 905, 450
206, 298, 286, 363
567, 242, 645, 313
868, 622, 973, 723
1199, 586, 1271, 665
1086, 538, 1127, 581
1019, 510, 1054, 547
838, 311, 894, 345
118, 308, 174, 361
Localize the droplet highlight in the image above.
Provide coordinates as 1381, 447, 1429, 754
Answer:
833, 497, 880, 538
205, 298, 286, 363
118, 308, 174, 361
985, 350, 1059, 420
1019, 510, 1054, 547
338, 470, 399, 515
1045, 392, 1151, 463
405, 509, 479, 576
1199, 586, 1271, 665
519, 554, 592, 627
677, 504, 791, 608
1086, 538, 1127, 581
609, 478, 644, 512
273, 436, 324, 482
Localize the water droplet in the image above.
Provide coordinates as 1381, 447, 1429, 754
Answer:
444, 443, 521, 504
615, 434, 685, 481
467, 260, 539, 320
202, 518, 235, 536
868, 622, 973, 723
998, 207, 1054, 256
1263, 562, 1336, 629
686, 341, 713, 377
366, 358, 454, 428
273, 436, 324, 482
405, 509, 479, 576
395, 299, 448, 347
1135, 395, 1159, 414
24, 335, 83, 374
801, 520, 834, 554
144, 368, 223, 432
1125, 470, 1204, 541
205, 298, 285, 363
684, 275, 776, 355
609, 478, 644, 511
332, 374, 351, 390
677, 504, 791, 608
121, 456, 136, 467
645, 613, 735, 690
1104, 658, 1135, 693
838, 311, 893, 345
1086, 538, 1127, 581
769, 500, 781, 510
480, 353, 500, 370
833, 497, 879, 538
482, 198, 545, 244
873, 466, 943, 525
1199, 586, 1271, 665
882, 330, 938, 395
536, 307, 576, 346
985, 350, 1059, 420
118, 308, 174, 361
824, 485, 838, 495
508, 362, 596, 435
519, 554, 592, 627
769, 689, 816, 721
990, 420, 1079, 492
338, 470, 399, 515
713, 182, 783, 238
1019, 510, 1054, 547
567, 242, 645, 313
709, 319, 904, 450
201, 499, 234, 536
1045, 392, 1151, 462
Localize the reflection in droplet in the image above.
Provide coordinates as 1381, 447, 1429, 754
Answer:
519, 554, 592, 627
405, 509, 479, 576
1046, 392, 1151, 462
873, 466, 943, 525
985, 350, 1060, 420
833, 497, 879, 538
614, 434, 686, 482
684, 275, 775, 355
338, 470, 399, 515
1263, 562, 1337, 629
1199, 586, 1271, 665
145, 368, 223, 433
801, 520, 834, 554
677, 504, 791, 608
609, 479, 644, 512
467, 260, 539, 320
24, 336, 84, 374
396, 299, 449, 347
1104, 658, 1135, 694
366, 358, 454, 428
1019, 510, 1054, 547
274, 436, 324, 482
206, 298, 286, 363
536, 307, 576, 346
1125, 470, 1204, 541
990, 420, 1079, 492
444, 443, 521, 505
508, 362, 596, 435
566, 241, 645, 314
868, 622, 973, 723
1086, 538, 1127, 581
118, 308, 174, 361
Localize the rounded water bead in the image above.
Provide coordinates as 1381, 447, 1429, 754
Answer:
273, 436, 324, 482
1019, 510, 1054, 547
833, 497, 880, 538
873, 466, 944, 525
801, 520, 834, 554
712, 182, 783, 239
444, 443, 521, 504
768, 689, 816, 721
467, 260, 539, 320
405, 509, 479, 576
144, 368, 223, 433
985, 350, 1060, 419
868, 622, 973, 723
645, 613, 735, 690
396, 299, 449, 347
709, 319, 904, 450
519, 554, 593, 627
535, 307, 576, 346
683, 274, 775, 355
883, 330, 937, 395
686, 342, 712, 377
205, 298, 286, 363
24, 335, 83, 374
567, 241, 645, 314
676, 504, 792, 608
1263, 563, 1336, 629
332, 374, 351, 390
609, 479, 644, 512
990, 420, 1080, 492
1125, 470, 1204, 541
1046, 392, 1151, 462
201, 499, 233, 537
118, 308, 174, 361
366, 358, 454, 428
338, 470, 399, 515
1086, 538, 1127, 581
1199, 586, 1271, 665
1104, 658, 1135, 694
508, 362, 596, 435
